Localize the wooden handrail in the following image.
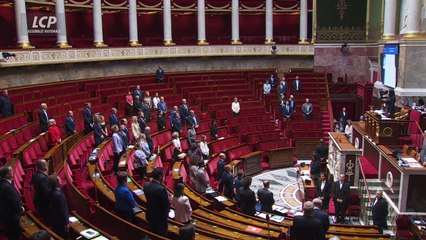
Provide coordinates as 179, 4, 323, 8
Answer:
357, 158, 373, 206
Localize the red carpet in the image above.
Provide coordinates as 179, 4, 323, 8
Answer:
359, 156, 378, 179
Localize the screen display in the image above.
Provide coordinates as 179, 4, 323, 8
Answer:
381, 44, 399, 88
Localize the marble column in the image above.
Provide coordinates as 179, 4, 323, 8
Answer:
265, 0, 275, 44
55, 0, 71, 48
299, 0, 308, 44
197, 0, 208, 45
231, 0, 242, 44
382, 0, 397, 40
400, 0, 422, 39
128, 0, 141, 46
93, 0, 107, 47
163, 0, 175, 45
14, 0, 33, 48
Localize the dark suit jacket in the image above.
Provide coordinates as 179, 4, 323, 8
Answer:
133, 100, 142, 115
372, 197, 388, 229
109, 113, 119, 127
239, 187, 256, 216
282, 105, 292, 118
142, 103, 151, 121
316, 143, 329, 159
179, 105, 190, 121
31, 171, 49, 217
93, 123, 103, 147
156, 69, 165, 83
65, 116, 75, 136
48, 188, 69, 228
133, 89, 142, 99
277, 83, 287, 95
83, 108, 93, 131
0, 96, 12, 117
172, 117, 182, 133
138, 118, 146, 134
145, 133, 154, 153
216, 159, 225, 181
38, 109, 49, 132
157, 115, 166, 130
221, 171, 234, 199
188, 115, 199, 127
210, 123, 218, 140
0, 178, 23, 223
268, 77, 276, 87
339, 111, 349, 122
310, 159, 321, 178
292, 215, 324, 240
317, 180, 331, 209
143, 180, 170, 226
294, 80, 302, 92
257, 188, 275, 212
289, 100, 296, 113
313, 208, 330, 232
333, 181, 350, 205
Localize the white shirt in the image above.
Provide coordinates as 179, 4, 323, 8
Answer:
263, 83, 271, 94
321, 181, 325, 191
232, 102, 240, 114
345, 125, 353, 137
199, 141, 209, 156
152, 97, 160, 109
172, 138, 181, 149
172, 196, 192, 223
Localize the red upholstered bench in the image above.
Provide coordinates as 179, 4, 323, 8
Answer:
209, 137, 240, 154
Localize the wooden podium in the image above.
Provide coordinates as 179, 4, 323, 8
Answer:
364, 111, 401, 145
268, 147, 295, 169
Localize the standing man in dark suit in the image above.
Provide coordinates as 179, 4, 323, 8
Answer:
315, 139, 329, 160
144, 126, 154, 154
293, 76, 302, 93
108, 108, 119, 127
47, 174, 69, 238
31, 159, 50, 222
221, 165, 234, 199
143, 168, 170, 237
83, 102, 93, 134
65, 111, 76, 137
0, 166, 24, 240
137, 112, 146, 136
239, 176, 256, 216
188, 110, 199, 130
133, 95, 142, 116
156, 66, 165, 83
333, 174, 350, 224
93, 116, 104, 147
216, 153, 226, 193
277, 78, 287, 100
142, 99, 151, 122
372, 190, 388, 234
179, 99, 190, 125
289, 95, 296, 114
172, 112, 182, 135
0, 89, 13, 118
268, 75, 276, 87
339, 107, 349, 130
133, 85, 142, 99
257, 180, 275, 213
302, 98, 313, 120
313, 198, 330, 233
317, 173, 331, 211
291, 201, 324, 240
38, 103, 49, 132
310, 154, 321, 186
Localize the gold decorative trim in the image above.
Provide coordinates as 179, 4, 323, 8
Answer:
164, 40, 176, 46
264, 39, 275, 45
17, 41, 35, 49
298, 39, 310, 45
129, 41, 142, 47
0, 44, 314, 68
316, 26, 366, 42
365, 0, 370, 41
57, 41, 72, 48
312, 0, 317, 43
380, 0, 384, 37
93, 41, 108, 47
197, 40, 209, 45
400, 32, 426, 40
381, 34, 396, 41
231, 39, 242, 45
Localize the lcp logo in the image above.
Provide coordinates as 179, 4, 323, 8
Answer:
27, 13, 59, 35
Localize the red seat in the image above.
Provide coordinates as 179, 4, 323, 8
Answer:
346, 193, 361, 221
396, 215, 414, 239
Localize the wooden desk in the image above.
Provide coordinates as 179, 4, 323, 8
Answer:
268, 147, 295, 169
69, 211, 119, 240
20, 212, 63, 240
239, 151, 263, 176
